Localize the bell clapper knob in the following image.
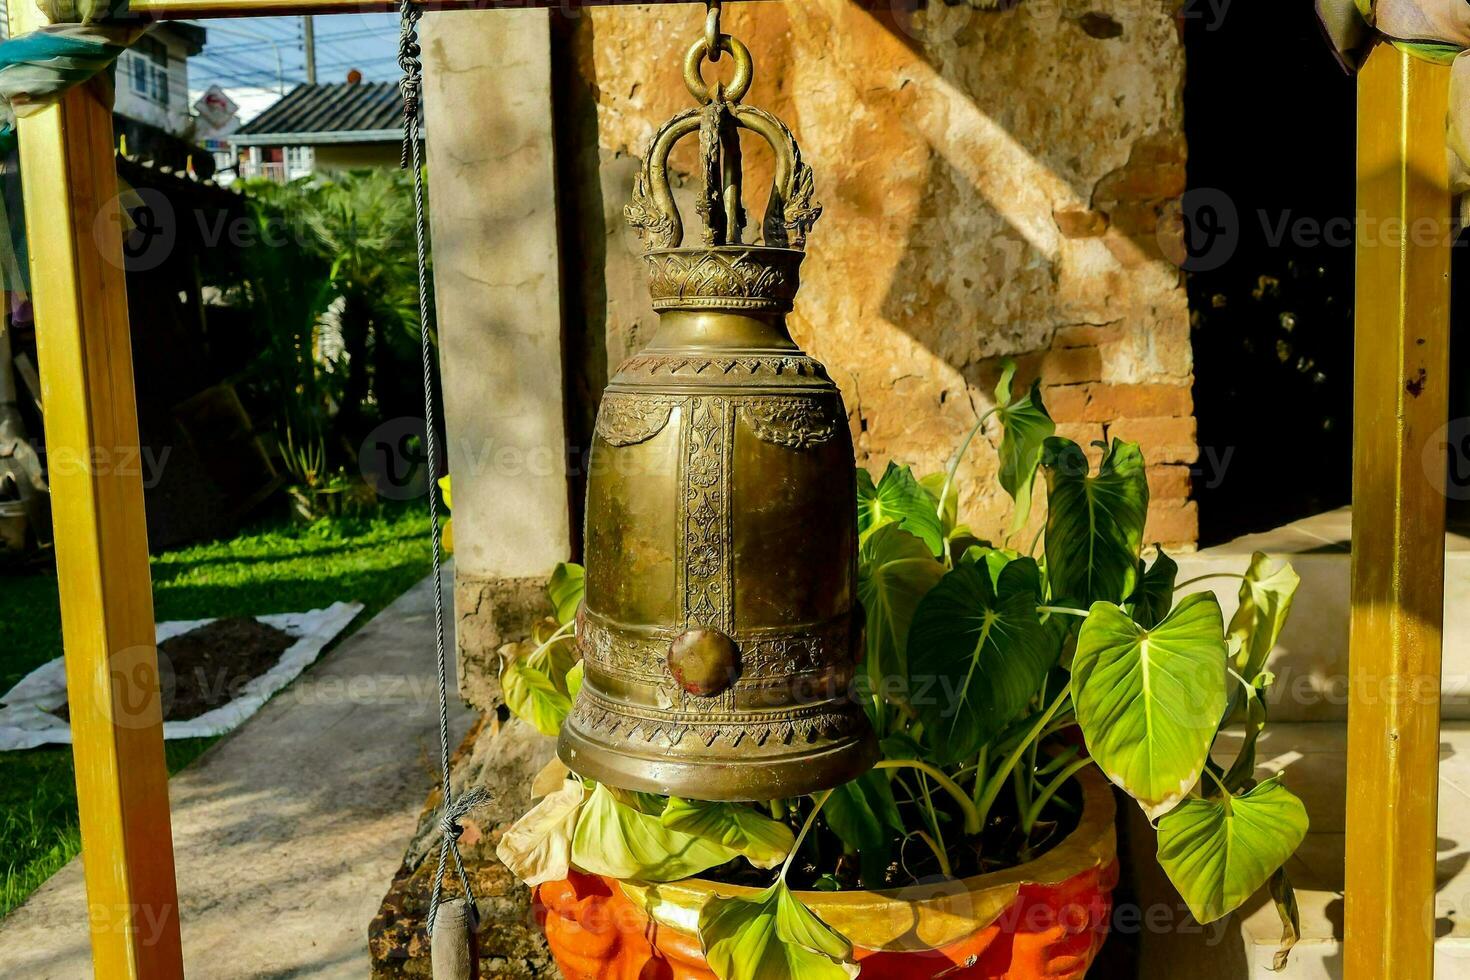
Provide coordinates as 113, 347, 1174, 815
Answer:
669, 628, 740, 697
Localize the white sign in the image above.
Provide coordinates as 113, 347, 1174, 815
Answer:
194, 85, 240, 131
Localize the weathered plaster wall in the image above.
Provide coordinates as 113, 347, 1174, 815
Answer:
423, 9, 570, 709
570, 0, 1197, 547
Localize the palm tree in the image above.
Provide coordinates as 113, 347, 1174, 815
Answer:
300, 168, 427, 449
234, 169, 432, 467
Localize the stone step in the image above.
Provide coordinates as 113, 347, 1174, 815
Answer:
1128, 721, 1470, 978
1172, 508, 1470, 723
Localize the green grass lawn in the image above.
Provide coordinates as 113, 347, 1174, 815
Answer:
0, 502, 433, 919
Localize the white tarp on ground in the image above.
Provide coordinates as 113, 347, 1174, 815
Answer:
0, 602, 364, 750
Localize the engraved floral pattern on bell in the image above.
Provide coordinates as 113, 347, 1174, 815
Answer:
556, 20, 878, 802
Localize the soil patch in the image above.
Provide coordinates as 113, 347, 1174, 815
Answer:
53, 617, 295, 723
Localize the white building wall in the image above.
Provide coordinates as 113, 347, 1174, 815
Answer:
114, 28, 195, 138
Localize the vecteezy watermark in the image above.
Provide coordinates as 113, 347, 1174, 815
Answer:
1192, 445, 1236, 492
1425, 417, 1470, 502
100, 644, 173, 731
87, 901, 177, 947
360, 417, 604, 499
1158, 188, 1240, 273
360, 417, 434, 501
93, 191, 357, 270
1160, 189, 1470, 272
96, 187, 177, 274
41, 445, 172, 489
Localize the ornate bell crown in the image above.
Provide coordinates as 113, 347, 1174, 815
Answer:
624, 30, 822, 315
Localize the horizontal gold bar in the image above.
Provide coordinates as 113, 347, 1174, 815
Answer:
127, 0, 774, 20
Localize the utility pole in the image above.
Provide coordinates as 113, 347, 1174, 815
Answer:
303, 15, 316, 83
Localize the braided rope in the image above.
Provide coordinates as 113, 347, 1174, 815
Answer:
397, 0, 485, 941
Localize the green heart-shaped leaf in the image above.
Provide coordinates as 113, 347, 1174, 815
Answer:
995, 363, 1056, 534
500, 659, 572, 738
908, 561, 1059, 765
660, 798, 795, 870
1073, 592, 1228, 818
565, 659, 584, 699
571, 783, 739, 882
1128, 547, 1179, 630
858, 463, 944, 556
1156, 777, 1309, 923
548, 562, 586, 626
857, 524, 946, 688
1043, 438, 1150, 605
699, 881, 858, 980
958, 545, 1027, 593
1229, 553, 1300, 682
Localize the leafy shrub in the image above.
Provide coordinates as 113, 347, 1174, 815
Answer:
497, 360, 1308, 976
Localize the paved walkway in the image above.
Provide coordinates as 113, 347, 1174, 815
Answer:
1, 571, 476, 979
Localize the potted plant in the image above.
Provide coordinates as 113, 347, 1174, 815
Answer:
494, 362, 1308, 978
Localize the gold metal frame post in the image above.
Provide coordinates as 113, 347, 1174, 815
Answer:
9, 0, 183, 975
1345, 44, 1452, 979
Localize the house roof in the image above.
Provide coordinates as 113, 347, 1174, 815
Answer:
232, 82, 406, 146
159, 21, 207, 57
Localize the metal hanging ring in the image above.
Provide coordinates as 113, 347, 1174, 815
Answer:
684, 33, 753, 105
705, 1, 722, 63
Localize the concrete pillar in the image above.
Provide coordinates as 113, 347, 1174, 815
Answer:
422, 8, 570, 710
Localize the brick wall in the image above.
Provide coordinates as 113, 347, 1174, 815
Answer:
565, 0, 1197, 549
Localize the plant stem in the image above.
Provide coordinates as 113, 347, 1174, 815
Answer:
1036, 746, 1080, 777
1037, 605, 1090, 619
1202, 765, 1232, 809
938, 407, 1000, 527
1174, 572, 1246, 591
917, 772, 946, 859
524, 620, 576, 672
874, 760, 982, 835
782, 790, 833, 883
968, 745, 990, 805
913, 830, 952, 878
1011, 758, 1032, 824
1023, 757, 1092, 833
974, 690, 1072, 827
1027, 522, 1046, 558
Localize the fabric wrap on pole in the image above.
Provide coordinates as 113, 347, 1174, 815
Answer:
0, 0, 146, 155
1317, 0, 1470, 216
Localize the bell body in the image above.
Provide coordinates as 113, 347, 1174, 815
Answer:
558, 246, 879, 801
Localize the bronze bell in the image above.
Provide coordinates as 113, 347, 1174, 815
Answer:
557, 23, 879, 801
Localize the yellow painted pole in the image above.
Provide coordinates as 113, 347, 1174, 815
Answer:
10, 5, 183, 978
1345, 45, 1452, 979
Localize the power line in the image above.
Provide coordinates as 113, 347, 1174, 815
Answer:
208, 26, 386, 53
199, 21, 302, 45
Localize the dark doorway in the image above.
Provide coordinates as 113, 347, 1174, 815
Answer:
1184, 4, 1357, 545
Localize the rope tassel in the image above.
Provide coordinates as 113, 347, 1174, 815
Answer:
397, 0, 490, 971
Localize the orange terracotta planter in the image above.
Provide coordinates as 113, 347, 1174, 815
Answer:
534, 768, 1118, 979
